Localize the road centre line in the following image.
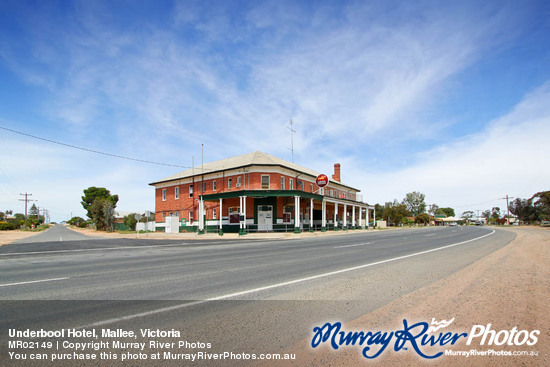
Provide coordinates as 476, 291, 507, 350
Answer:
0, 277, 69, 287
425, 233, 436, 236
334, 242, 372, 248
78, 229, 495, 329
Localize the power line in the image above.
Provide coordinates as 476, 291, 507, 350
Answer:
0, 126, 191, 169
453, 198, 502, 208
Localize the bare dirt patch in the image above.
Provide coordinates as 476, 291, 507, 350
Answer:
0, 230, 44, 246
284, 227, 549, 366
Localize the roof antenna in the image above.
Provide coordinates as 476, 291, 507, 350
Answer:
287, 119, 296, 163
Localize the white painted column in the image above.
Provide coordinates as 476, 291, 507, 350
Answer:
310, 198, 314, 231
243, 196, 247, 231
219, 198, 223, 230
199, 197, 204, 232
373, 206, 376, 228
359, 206, 363, 229
334, 202, 338, 230
352, 205, 356, 228
294, 196, 300, 232
322, 199, 326, 231
343, 203, 347, 229
239, 196, 243, 231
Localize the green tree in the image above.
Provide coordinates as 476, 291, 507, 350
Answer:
436, 207, 455, 217
14, 213, 25, 222
532, 191, 550, 220
81, 187, 118, 231
81, 187, 119, 220
428, 204, 439, 216
28, 204, 44, 225
123, 213, 138, 231
415, 213, 431, 225
29, 203, 39, 217
68, 216, 86, 227
374, 203, 384, 221
461, 211, 475, 220
382, 201, 411, 226
402, 191, 426, 216
509, 198, 536, 223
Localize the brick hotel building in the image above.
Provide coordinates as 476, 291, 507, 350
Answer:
149, 151, 374, 234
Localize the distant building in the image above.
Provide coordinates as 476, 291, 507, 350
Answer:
149, 151, 374, 234
113, 210, 154, 230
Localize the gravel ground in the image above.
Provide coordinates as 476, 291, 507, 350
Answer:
283, 227, 549, 367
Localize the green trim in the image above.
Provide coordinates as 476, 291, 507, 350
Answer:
201, 189, 323, 201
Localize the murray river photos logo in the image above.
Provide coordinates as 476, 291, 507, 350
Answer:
311, 318, 540, 359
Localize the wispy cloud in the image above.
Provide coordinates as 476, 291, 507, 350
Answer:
356, 81, 550, 211
0, 1, 548, 220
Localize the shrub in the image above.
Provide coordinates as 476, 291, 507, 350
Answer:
0, 222, 18, 230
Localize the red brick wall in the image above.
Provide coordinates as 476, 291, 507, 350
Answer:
154, 170, 353, 222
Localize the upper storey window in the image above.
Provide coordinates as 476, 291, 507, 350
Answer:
261, 175, 270, 189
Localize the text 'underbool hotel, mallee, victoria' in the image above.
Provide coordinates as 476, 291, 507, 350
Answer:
149, 151, 375, 234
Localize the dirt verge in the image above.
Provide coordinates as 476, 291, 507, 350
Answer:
286, 227, 549, 366
0, 229, 46, 246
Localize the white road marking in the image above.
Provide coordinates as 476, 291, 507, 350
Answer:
77, 229, 496, 328
334, 242, 372, 248
0, 277, 70, 287
426, 233, 436, 236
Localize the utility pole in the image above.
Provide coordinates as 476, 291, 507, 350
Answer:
500, 195, 515, 225
19, 193, 34, 227
287, 119, 296, 163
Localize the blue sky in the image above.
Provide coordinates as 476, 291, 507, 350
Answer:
1, 0, 549, 222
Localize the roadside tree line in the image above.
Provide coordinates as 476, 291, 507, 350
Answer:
372, 190, 549, 227
0, 204, 46, 230
508, 191, 550, 224
373, 191, 455, 226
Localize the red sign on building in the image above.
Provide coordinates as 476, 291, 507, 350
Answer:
316, 174, 329, 188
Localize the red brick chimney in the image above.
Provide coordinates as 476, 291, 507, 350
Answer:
332, 163, 341, 182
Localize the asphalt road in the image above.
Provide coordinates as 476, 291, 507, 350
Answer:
0, 225, 515, 366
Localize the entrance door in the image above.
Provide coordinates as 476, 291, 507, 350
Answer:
257, 205, 273, 231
